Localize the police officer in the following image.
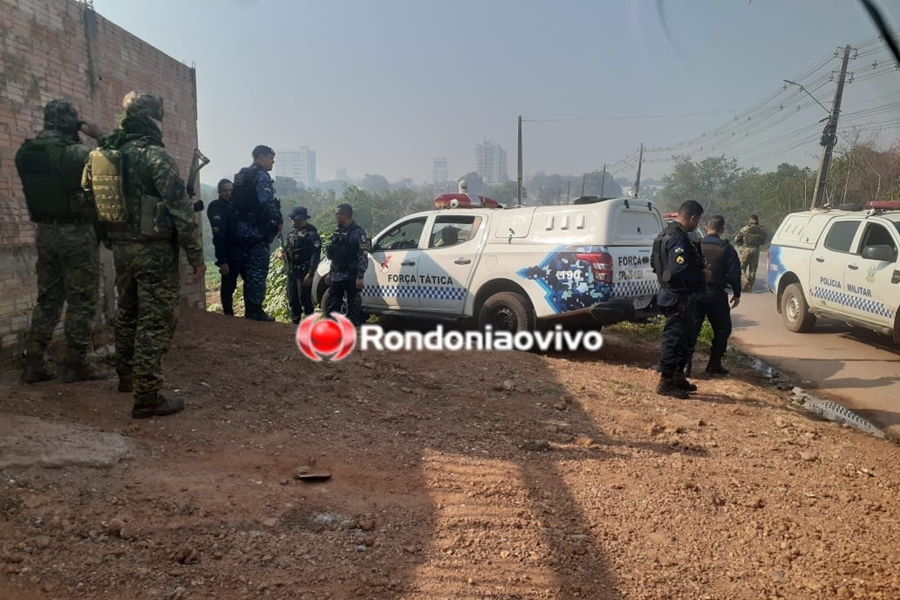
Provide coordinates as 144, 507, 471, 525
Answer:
326, 203, 369, 326
15, 100, 108, 384
206, 178, 242, 316
733, 214, 768, 293
284, 206, 321, 324
651, 200, 706, 399
230, 145, 283, 322
686, 215, 742, 377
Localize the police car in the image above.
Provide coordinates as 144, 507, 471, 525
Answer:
312, 193, 666, 332
767, 200, 900, 346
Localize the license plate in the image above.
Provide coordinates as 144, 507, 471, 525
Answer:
634, 296, 651, 310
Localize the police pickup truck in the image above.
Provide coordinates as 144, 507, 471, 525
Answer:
767, 200, 900, 346
312, 195, 666, 332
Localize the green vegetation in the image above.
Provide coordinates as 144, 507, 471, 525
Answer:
607, 315, 714, 352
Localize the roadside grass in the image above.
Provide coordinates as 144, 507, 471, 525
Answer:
606, 314, 714, 352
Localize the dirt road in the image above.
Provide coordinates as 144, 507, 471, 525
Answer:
730, 264, 900, 439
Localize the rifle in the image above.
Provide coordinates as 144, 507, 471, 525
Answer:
185, 148, 210, 212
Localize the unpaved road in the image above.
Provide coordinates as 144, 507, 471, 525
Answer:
730, 260, 900, 439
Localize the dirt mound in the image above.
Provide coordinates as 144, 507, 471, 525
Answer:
1, 308, 899, 600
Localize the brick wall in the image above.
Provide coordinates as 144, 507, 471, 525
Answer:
0, 0, 206, 356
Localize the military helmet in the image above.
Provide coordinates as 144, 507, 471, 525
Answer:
43, 100, 80, 134
122, 91, 164, 121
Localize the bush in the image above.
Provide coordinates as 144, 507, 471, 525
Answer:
607, 314, 713, 351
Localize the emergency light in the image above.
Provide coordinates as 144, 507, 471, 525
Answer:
864, 200, 900, 211
434, 193, 502, 209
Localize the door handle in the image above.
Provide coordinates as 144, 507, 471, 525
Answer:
815, 257, 825, 263
454, 258, 472, 265
848, 264, 858, 270
401, 260, 415, 266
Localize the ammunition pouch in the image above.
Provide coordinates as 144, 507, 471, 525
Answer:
139, 194, 175, 240
88, 147, 128, 225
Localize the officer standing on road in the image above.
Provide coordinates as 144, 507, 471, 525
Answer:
325, 203, 369, 326
15, 100, 108, 384
284, 206, 321, 324
686, 215, 742, 377
651, 200, 706, 399
734, 214, 768, 293
207, 178, 242, 316
230, 145, 283, 322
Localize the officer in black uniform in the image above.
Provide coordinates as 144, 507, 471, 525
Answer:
686, 215, 742, 377
206, 178, 242, 316
651, 200, 706, 399
284, 206, 321, 324
325, 203, 369, 326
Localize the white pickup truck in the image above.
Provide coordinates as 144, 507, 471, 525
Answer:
767, 201, 900, 345
312, 196, 666, 332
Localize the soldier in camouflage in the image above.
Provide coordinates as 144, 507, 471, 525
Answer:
15, 100, 108, 384
733, 214, 768, 293
325, 203, 369, 326
283, 206, 321, 323
82, 91, 206, 419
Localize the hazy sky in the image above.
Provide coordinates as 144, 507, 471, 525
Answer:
91, 0, 900, 186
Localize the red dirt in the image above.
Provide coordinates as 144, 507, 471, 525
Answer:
1, 307, 899, 600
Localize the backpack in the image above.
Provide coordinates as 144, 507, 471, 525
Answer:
15, 136, 79, 222
231, 166, 260, 225
86, 146, 128, 224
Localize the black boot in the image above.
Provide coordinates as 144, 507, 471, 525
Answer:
656, 375, 689, 399
20, 342, 54, 384
672, 370, 697, 392
132, 392, 185, 419
705, 353, 730, 376
245, 302, 275, 322
222, 303, 234, 316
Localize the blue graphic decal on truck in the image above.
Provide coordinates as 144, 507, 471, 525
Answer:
517, 246, 614, 314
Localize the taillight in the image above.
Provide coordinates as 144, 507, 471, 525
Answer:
576, 252, 614, 284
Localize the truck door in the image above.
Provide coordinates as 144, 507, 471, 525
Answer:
365, 216, 428, 310
808, 219, 861, 312
415, 214, 485, 313
843, 221, 898, 326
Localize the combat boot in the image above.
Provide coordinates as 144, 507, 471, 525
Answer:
245, 302, 275, 322
60, 359, 109, 383
117, 375, 134, 393
656, 375, 689, 400
705, 353, 730, 376
20, 344, 53, 384
672, 370, 697, 392
131, 392, 185, 419
222, 304, 234, 317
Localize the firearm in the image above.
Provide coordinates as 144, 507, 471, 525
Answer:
185, 148, 210, 212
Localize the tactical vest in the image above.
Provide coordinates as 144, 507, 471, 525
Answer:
651, 223, 703, 291
742, 224, 766, 247
94, 140, 175, 241
286, 226, 318, 270
231, 166, 260, 225
328, 224, 360, 272
15, 136, 83, 222
701, 239, 729, 288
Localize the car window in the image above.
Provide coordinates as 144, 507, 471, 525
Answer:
372, 217, 427, 252
428, 215, 482, 249
858, 223, 897, 254
823, 220, 860, 253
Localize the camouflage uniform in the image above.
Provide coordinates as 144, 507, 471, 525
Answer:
326, 221, 369, 326
83, 92, 204, 418
15, 100, 104, 383
734, 221, 768, 291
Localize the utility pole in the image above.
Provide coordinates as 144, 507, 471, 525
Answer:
600, 164, 607, 197
566, 181, 571, 204
581, 173, 586, 197
517, 115, 523, 206
811, 44, 852, 210
634, 143, 644, 198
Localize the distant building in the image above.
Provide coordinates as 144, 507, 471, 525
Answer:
336, 167, 348, 181
432, 157, 449, 185
475, 141, 508, 184
275, 147, 316, 188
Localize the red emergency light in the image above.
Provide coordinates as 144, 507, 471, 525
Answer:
865, 200, 900, 211
434, 193, 501, 209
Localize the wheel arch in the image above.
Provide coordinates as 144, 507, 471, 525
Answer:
473, 278, 535, 319
776, 272, 802, 314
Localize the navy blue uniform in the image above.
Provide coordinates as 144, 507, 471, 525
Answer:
688, 234, 742, 374
233, 165, 281, 306
326, 222, 369, 326
206, 197, 242, 315
285, 223, 321, 322
652, 221, 706, 378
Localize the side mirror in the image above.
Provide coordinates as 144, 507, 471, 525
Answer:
861, 244, 896, 262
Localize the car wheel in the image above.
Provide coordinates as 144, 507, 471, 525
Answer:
478, 292, 534, 334
781, 283, 816, 333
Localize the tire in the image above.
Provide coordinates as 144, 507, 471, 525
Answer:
478, 292, 534, 334
893, 312, 900, 348
781, 283, 816, 333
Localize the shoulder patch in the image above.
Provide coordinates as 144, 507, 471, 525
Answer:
676, 256, 685, 264
674, 247, 684, 254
